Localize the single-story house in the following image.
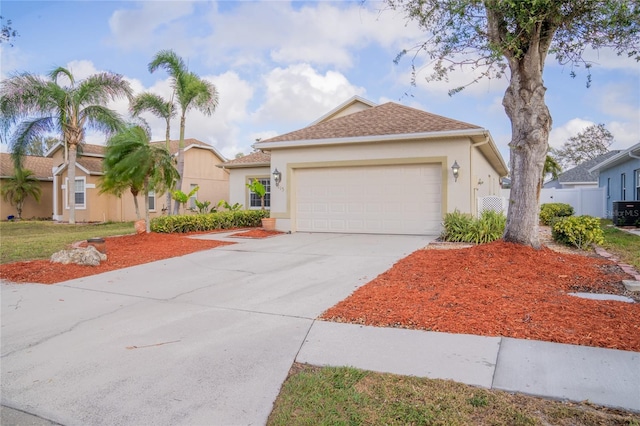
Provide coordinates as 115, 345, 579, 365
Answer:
589, 142, 640, 219
221, 96, 508, 235
543, 151, 620, 189
0, 153, 54, 219
48, 138, 229, 222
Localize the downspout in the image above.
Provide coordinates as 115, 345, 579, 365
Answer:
470, 134, 490, 216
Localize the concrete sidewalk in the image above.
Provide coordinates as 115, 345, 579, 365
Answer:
2, 232, 638, 426
297, 321, 640, 412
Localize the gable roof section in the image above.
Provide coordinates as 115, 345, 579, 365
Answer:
309, 95, 377, 125
556, 151, 621, 184
259, 102, 481, 144
589, 143, 640, 173
0, 153, 54, 180
218, 151, 271, 169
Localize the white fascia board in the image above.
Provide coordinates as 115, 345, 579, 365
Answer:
216, 162, 271, 169
45, 142, 64, 158
256, 128, 490, 150
588, 142, 640, 173
184, 144, 227, 162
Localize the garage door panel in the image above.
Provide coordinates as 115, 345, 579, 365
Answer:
296, 164, 442, 235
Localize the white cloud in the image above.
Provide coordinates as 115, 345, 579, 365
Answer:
107, 1, 197, 51
200, 1, 423, 70
253, 63, 366, 126
548, 118, 594, 149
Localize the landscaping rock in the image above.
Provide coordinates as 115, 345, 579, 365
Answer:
622, 280, 640, 292
50, 246, 107, 266
134, 219, 146, 234
568, 292, 635, 303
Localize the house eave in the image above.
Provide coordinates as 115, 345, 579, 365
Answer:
589, 143, 640, 173
258, 128, 509, 177
216, 162, 270, 170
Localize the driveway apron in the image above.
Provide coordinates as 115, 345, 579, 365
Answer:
1, 232, 432, 426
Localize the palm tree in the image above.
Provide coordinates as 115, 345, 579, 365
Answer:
130, 92, 176, 214
543, 155, 562, 182
101, 124, 179, 233
148, 49, 219, 214
0, 66, 132, 224
1, 165, 42, 219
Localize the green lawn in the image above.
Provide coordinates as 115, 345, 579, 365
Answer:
600, 221, 640, 270
0, 220, 135, 264
268, 365, 640, 425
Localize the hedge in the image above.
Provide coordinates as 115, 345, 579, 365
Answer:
150, 210, 269, 233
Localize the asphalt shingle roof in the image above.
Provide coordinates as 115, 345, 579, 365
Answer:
0, 153, 53, 180
221, 151, 271, 167
558, 151, 621, 183
259, 102, 481, 144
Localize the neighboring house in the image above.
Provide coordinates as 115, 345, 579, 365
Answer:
543, 151, 620, 189
217, 151, 271, 209
589, 142, 640, 219
0, 153, 54, 219
222, 96, 508, 235
47, 138, 229, 222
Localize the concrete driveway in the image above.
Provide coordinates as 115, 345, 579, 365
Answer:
1, 232, 433, 426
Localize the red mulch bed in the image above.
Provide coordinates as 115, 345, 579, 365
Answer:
230, 229, 284, 238
0, 232, 233, 285
320, 241, 640, 352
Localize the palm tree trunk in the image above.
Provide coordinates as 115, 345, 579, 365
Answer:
172, 114, 186, 215
144, 178, 151, 233
68, 144, 77, 224
165, 119, 172, 215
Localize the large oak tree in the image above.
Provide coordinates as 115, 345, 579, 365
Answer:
388, 0, 639, 248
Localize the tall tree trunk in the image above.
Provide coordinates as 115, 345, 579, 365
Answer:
144, 178, 151, 233
68, 143, 77, 224
172, 114, 186, 215
165, 119, 172, 215
131, 187, 140, 220
502, 53, 552, 249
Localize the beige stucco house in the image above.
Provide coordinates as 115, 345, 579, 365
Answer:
0, 153, 54, 219
221, 96, 508, 235
48, 138, 229, 222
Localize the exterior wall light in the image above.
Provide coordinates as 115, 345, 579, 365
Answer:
273, 168, 282, 187
451, 161, 460, 182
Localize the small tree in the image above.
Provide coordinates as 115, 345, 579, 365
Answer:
553, 124, 614, 168
1, 166, 42, 219
101, 125, 179, 233
171, 185, 199, 214
246, 179, 266, 210
543, 154, 562, 182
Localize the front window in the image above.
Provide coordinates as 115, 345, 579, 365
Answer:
189, 184, 198, 209
148, 190, 156, 211
74, 179, 85, 206
65, 177, 86, 209
249, 177, 270, 209
635, 170, 640, 201
621, 173, 626, 200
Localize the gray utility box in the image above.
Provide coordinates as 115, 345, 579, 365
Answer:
613, 201, 640, 226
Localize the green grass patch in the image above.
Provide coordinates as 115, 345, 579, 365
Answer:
268, 365, 640, 426
600, 220, 640, 270
0, 220, 135, 264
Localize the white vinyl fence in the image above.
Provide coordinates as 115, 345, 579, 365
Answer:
490, 187, 606, 218
539, 187, 606, 217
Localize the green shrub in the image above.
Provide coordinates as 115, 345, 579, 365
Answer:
551, 215, 604, 249
441, 210, 506, 244
150, 210, 269, 233
539, 203, 574, 226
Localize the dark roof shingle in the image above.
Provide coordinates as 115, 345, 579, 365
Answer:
558, 151, 621, 183
259, 102, 481, 144
0, 153, 53, 180
221, 151, 271, 167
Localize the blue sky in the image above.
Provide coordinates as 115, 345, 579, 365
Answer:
2, 0, 639, 163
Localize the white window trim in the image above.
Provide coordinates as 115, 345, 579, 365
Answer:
62, 177, 91, 210
247, 176, 271, 210
635, 169, 640, 201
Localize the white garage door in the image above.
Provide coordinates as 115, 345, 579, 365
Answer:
295, 164, 442, 235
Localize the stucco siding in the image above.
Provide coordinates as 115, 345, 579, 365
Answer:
228, 167, 271, 209
0, 180, 53, 219
268, 137, 475, 230
470, 145, 503, 214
